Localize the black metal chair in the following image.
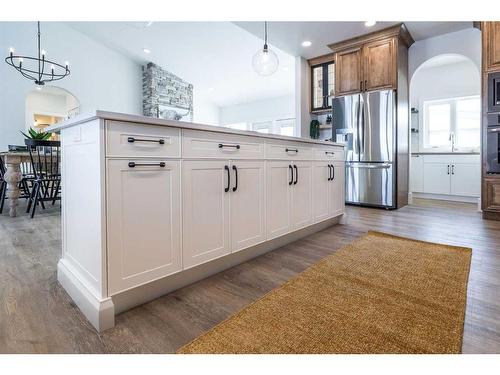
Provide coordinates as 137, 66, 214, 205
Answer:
0, 156, 6, 214
25, 139, 61, 218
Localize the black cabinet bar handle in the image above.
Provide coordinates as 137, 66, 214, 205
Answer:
332, 165, 335, 180
286, 148, 298, 153
289, 165, 293, 185
328, 165, 332, 181
365, 80, 367, 91
128, 161, 165, 168
224, 165, 230, 192
232, 165, 238, 192
128, 137, 165, 145
325, 151, 335, 155
447, 165, 450, 175
451, 165, 455, 175
219, 143, 240, 149
293, 165, 298, 185
360, 81, 363, 91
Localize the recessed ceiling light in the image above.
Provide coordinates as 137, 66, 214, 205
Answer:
143, 48, 151, 54
365, 21, 376, 27
301, 41, 312, 47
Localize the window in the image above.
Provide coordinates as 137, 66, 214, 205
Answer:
251, 118, 296, 136
310, 61, 335, 111
422, 96, 480, 151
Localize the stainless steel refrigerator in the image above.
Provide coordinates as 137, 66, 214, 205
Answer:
332, 89, 399, 209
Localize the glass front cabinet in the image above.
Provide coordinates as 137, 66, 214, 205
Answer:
310, 60, 335, 113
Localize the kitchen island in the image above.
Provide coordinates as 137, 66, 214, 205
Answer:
47, 111, 345, 332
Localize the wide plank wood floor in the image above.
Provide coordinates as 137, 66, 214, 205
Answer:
1, 198, 499, 353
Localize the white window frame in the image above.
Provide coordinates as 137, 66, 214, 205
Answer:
420, 95, 480, 152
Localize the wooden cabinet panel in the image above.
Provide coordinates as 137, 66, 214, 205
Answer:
182, 160, 230, 269
107, 159, 181, 295
266, 161, 292, 239
423, 163, 451, 195
484, 178, 500, 212
334, 47, 362, 96
230, 161, 266, 252
363, 37, 396, 91
484, 22, 500, 72
450, 163, 481, 197
330, 162, 345, 217
291, 161, 313, 230
312, 162, 331, 223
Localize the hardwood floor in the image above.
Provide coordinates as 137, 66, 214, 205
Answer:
1, 198, 499, 353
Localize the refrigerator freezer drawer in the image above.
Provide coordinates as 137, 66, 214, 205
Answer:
345, 163, 394, 208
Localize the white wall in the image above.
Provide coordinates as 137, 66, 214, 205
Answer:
219, 95, 295, 126
0, 22, 142, 150
409, 28, 481, 79
193, 91, 220, 125
295, 56, 310, 138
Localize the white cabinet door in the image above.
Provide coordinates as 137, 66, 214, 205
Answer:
451, 163, 481, 197
330, 162, 345, 217
423, 163, 451, 195
266, 161, 292, 239
107, 159, 181, 295
230, 161, 266, 252
410, 155, 424, 192
291, 161, 313, 230
182, 160, 230, 269
312, 162, 331, 223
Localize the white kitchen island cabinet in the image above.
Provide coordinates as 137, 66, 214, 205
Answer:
47, 111, 345, 332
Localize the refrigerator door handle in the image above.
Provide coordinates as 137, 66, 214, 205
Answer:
346, 163, 392, 169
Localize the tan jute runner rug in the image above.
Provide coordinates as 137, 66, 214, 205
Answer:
178, 231, 471, 354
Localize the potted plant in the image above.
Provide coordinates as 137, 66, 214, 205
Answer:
21, 127, 52, 141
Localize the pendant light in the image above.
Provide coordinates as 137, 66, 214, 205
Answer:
252, 22, 279, 76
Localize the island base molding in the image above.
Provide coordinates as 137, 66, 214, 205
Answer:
58, 216, 342, 332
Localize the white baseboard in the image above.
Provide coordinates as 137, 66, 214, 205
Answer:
57, 259, 115, 332
411, 192, 479, 204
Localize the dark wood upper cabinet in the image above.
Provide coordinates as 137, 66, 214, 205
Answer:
334, 47, 362, 96
363, 37, 396, 92
327, 24, 413, 97
483, 22, 500, 72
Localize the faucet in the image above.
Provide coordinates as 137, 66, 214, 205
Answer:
449, 132, 457, 152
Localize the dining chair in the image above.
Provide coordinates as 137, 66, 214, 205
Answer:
25, 139, 61, 218
0, 156, 6, 214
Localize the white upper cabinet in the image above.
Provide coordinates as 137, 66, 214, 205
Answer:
230, 161, 266, 252
182, 160, 231, 269
106, 159, 182, 295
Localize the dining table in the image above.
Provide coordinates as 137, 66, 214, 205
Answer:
1, 151, 32, 217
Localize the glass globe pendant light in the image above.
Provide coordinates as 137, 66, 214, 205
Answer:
252, 22, 279, 76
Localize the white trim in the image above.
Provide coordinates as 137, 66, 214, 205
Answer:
412, 192, 479, 204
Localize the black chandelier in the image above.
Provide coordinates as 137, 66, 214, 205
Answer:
5, 21, 70, 85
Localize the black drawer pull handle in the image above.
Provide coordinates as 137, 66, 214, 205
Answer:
289, 165, 293, 185
325, 151, 335, 155
331, 165, 335, 180
293, 165, 298, 185
224, 165, 230, 192
328, 165, 332, 181
128, 137, 165, 145
128, 162, 165, 168
286, 148, 298, 153
232, 165, 238, 192
219, 143, 240, 149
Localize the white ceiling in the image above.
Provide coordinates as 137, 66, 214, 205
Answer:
235, 21, 473, 59
68, 21, 474, 108
67, 22, 296, 108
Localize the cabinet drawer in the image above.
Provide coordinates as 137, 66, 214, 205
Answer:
484, 178, 500, 212
106, 121, 181, 158
312, 146, 344, 161
182, 129, 265, 159
265, 141, 313, 160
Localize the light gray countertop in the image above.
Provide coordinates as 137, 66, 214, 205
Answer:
47, 111, 345, 147
411, 152, 480, 156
